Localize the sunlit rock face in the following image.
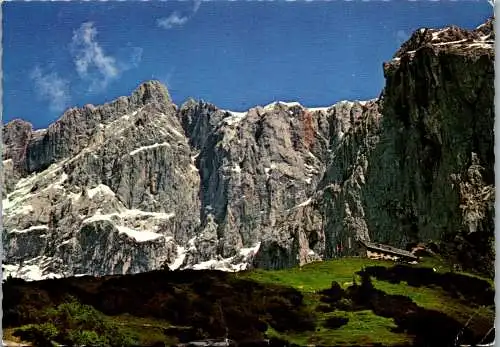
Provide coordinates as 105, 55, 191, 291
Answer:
2, 18, 494, 280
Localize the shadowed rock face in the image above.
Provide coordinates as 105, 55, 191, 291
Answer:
2, 18, 495, 279
2, 119, 33, 193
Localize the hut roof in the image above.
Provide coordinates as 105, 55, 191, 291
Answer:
359, 240, 418, 260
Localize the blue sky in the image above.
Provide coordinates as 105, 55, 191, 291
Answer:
3, 1, 493, 129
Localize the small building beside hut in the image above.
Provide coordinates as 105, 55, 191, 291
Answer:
357, 240, 418, 263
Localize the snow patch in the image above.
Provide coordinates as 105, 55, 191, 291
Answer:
82, 213, 114, 224
231, 164, 242, 173
188, 242, 261, 272
87, 184, 116, 199
170, 246, 187, 270
3, 196, 34, 215
47, 172, 68, 190
264, 165, 274, 179
308, 107, 329, 113
307, 151, 319, 162
240, 242, 261, 257
116, 225, 164, 242
3, 257, 63, 282
466, 42, 494, 49
433, 38, 468, 46
157, 116, 185, 139
190, 164, 199, 172
188, 236, 198, 251
475, 22, 489, 30
278, 101, 302, 108
191, 152, 200, 162
263, 101, 302, 110
120, 209, 175, 220
479, 33, 492, 41
431, 28, 449, 40
223, 111, 247, 126
10, 225, 49, 234
168, 126, 185, 139
82, 210, 175, 224
58, 238, 75, 247
337, 100, 355, 106
192, 259, 220, 270
297, 198, 313, 207
129, 142, 171, 156
69, 191, 82, 202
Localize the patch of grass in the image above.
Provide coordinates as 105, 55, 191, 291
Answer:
323, 310, 410, 346
247, 257, 494, 346
105, 314, 178, 346
374, 280, 494, 333
363, 262, 495, 329
268, 310, 409, 346
248, 258, 414, 346
240, 257, 393, 292
417, 256, 494, 286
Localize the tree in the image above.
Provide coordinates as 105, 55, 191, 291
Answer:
13, 323, 58, 347
14, 299, 138, 347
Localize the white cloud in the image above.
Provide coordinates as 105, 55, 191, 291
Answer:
396, 29, 410, 44
30, 67, 70, 112
157, 0, 202, 30
193, 0, 202, 13
157, 12, 189, 29
70, 22, 142, 92
129, 47, 143, 68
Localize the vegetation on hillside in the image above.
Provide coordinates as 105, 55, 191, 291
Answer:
3, 256, 495, 347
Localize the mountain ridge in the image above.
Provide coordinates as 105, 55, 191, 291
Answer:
2, 17, 494, 280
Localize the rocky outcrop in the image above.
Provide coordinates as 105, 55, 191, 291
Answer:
317, 17, 495, 275
2, 119, 33, 193
2, 18, 494, 280
3, 82, 201, 279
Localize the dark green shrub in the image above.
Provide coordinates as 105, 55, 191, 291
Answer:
13, 323, 58, 347
323, 316, 349, 329
15, 299, 138, 347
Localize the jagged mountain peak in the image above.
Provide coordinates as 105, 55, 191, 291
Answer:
2, 18, 495, 281
129, 80, 172, 107
392, 17, 494, 61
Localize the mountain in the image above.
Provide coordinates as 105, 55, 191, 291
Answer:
2, 18, 494, 281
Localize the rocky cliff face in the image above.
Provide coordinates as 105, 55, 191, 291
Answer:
316, 17, 495, 275
2, 18, 494, 280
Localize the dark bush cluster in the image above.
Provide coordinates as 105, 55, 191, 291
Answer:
316, 271, 491, 346
323, 316, 349, 329
4, 269, 316, 344
359, 265, 494, 306
13, 298, 137, 347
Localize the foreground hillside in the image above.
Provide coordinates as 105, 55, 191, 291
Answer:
2, 17, 495, 279
3, 256, 495, 347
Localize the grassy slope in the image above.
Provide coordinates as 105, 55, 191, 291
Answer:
3, 256, 494, 347
237, 257, 494, 346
